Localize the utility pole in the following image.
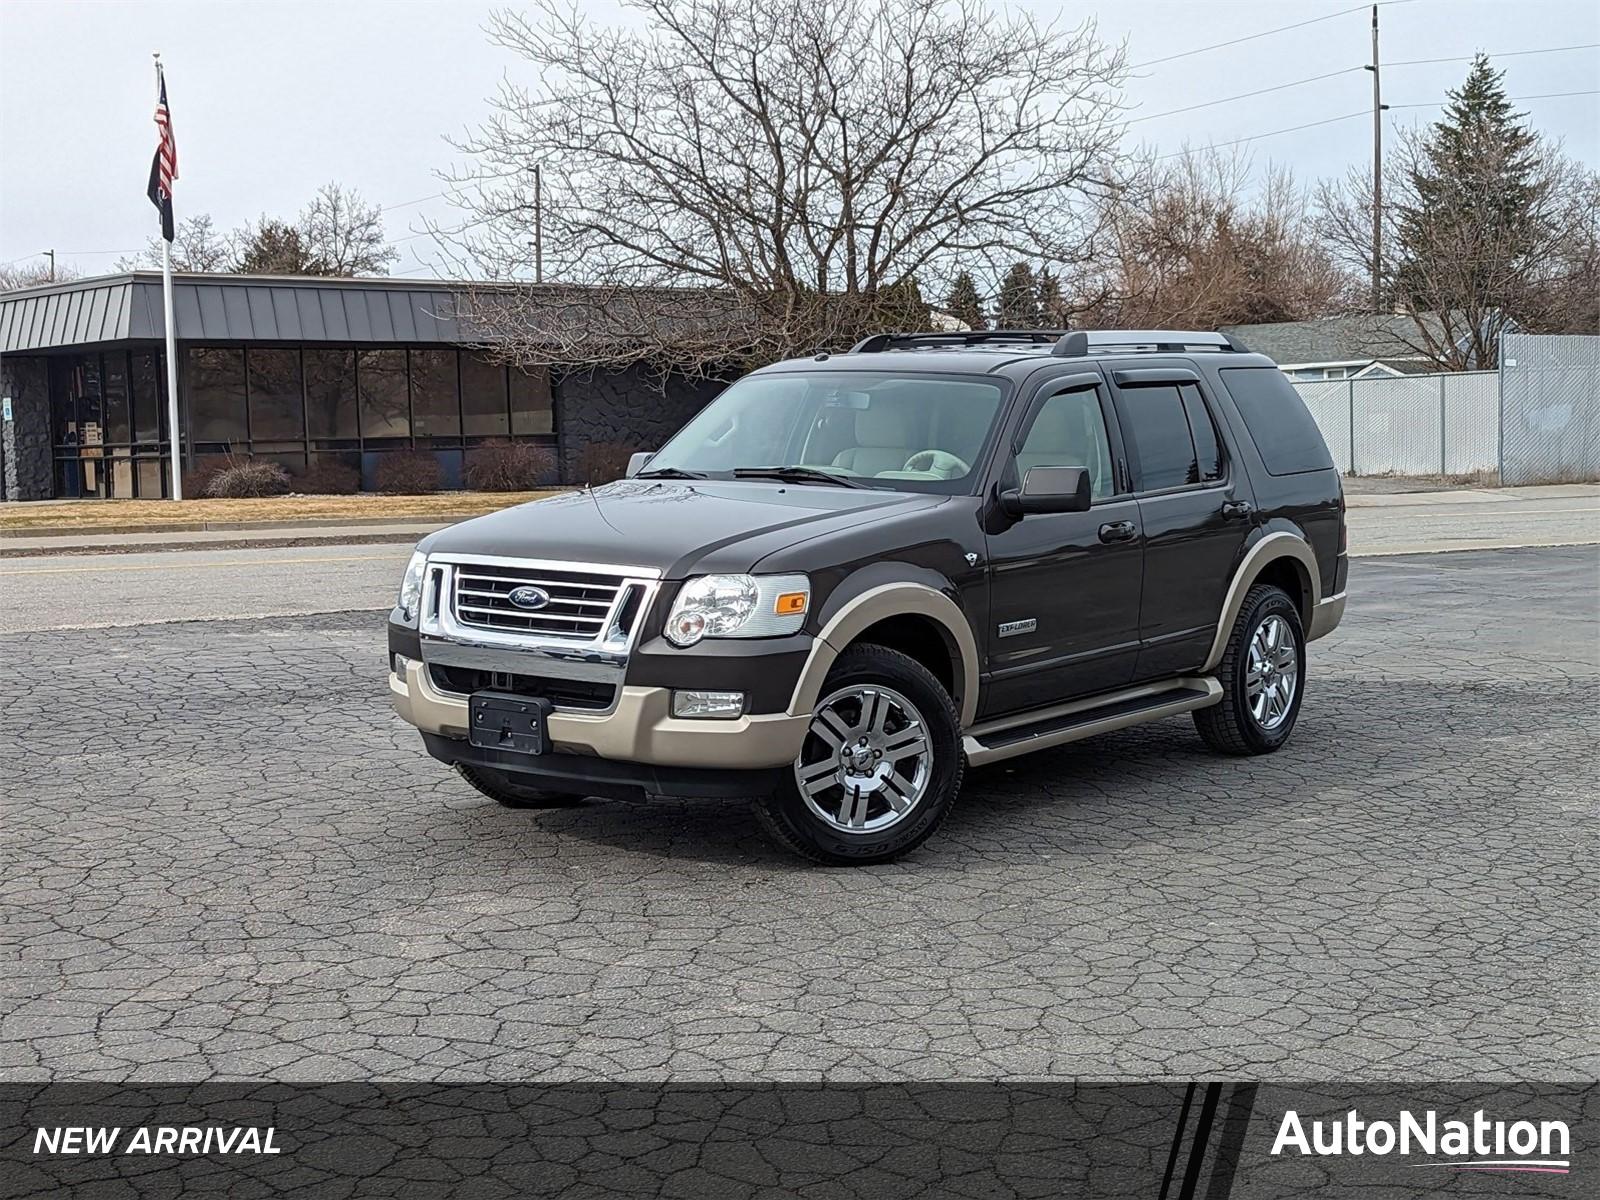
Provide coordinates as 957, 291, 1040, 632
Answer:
1365, 4, 1388, 314
531, 163, 543, 285
46, 250, 55, 282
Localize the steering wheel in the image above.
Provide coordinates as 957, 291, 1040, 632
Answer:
901, 450, 970, 478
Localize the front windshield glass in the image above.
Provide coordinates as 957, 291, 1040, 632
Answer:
643, 372, 1007, 493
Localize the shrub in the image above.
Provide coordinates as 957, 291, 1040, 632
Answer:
576, 441, 636, 486
464, 440, 557, 491
181, 454, 232, 498
203, 459, 292, 499
374, 450, 442, 495
293, 458, 361, 495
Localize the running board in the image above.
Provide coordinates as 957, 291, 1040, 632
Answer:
962, 677, 1222, 767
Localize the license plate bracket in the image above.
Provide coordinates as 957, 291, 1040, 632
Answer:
468, 692, 551, 755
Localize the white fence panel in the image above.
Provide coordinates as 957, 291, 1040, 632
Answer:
1295, 380, 1353, 473
1294, 370, 1498, 478
1500, 334, 1600, 485
1442, 372, 1499, 474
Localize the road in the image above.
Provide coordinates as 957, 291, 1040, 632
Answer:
1, 484, 1595, 633
1, 545, 1595, 1082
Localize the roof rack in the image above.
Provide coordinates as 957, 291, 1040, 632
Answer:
1051, 330, 1252, 357
850, 329, 1069, 353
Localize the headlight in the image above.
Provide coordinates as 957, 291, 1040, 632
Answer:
664, 573, 809, 647
395, 550, 427, 624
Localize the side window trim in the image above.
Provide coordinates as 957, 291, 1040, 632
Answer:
1110, 375, 1239, 497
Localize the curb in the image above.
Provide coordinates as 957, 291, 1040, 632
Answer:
0, 531, 426, 559
0, 513, 490, 538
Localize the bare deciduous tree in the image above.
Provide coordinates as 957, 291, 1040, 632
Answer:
120, 214, 234, 272
0, 260, 78, 290
1067, 149, 1351, 330
441, 0, 1128, 374
299, 183, 399, 276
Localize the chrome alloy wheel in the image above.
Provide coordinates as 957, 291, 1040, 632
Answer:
793, 684, 932, 834
1246, 614, 1299, 731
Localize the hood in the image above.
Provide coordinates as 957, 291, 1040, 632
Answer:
420, 479, 945, 576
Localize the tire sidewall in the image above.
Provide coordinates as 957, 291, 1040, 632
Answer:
1228, 590, 1306, 752
768, 648, 962, 863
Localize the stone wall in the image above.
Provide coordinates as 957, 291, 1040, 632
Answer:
555, 365, 726, 484
1, 355, 51, 501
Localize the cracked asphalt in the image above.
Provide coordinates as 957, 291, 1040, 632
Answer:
1, 546, 1594, 1083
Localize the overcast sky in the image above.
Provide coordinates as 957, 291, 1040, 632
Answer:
2, 0, 1596, 281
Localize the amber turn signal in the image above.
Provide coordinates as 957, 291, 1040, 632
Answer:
774, 591, 808, 616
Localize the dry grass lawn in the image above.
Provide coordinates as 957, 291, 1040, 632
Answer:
0, 491, 563, 532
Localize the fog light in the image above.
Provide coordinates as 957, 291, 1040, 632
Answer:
671, 690, 745, 719
392, 653, 415, 677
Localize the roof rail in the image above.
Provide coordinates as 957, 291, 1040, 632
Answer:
850, 329, 1069, 353
1051, 330, 1253, 357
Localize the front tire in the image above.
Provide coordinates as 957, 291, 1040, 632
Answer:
455, 763, 586, 809
1193, 583, 1306, 755
755, 644, 963, 865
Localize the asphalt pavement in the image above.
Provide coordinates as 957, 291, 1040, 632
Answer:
1, 545, 1595, 1082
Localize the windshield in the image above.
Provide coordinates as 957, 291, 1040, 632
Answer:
642, 371, 1008, 493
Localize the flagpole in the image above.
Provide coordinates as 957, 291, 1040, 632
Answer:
153, 53, 182, 500
162, 233, 181, 499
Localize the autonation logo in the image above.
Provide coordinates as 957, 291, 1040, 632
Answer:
1272, 1107, 1571, 1176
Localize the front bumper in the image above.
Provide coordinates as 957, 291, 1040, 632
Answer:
389, 656, 811, 770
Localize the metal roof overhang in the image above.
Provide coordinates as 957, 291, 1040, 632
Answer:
0, 273, 479, 354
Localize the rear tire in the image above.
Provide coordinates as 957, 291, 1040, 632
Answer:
1193, 583, 1305, 756
756, 644, 963, 865
455, 763, 586, 809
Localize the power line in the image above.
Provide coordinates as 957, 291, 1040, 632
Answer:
1151, 111, 1368, 160
1150, 89, 1600, 160
1389, 42, 1599, 67
1128, 0, 1418, 70
1127, 68, 1361, 124
1128, 42, 1600, 126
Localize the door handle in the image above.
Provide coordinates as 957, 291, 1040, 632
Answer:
1221, 500, 1255, 520
1098, 520, 1137, 544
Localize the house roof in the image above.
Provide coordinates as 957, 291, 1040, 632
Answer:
1220, 313, 1445, 366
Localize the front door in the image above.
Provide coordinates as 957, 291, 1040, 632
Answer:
981, 376, 1144, 718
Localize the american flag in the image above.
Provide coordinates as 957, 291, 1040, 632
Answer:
146, 66, 177, 241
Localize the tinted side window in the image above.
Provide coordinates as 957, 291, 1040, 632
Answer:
1180, 384, 1223, 482
1119, 384, 1197, 491
1219, 367, 1335, 475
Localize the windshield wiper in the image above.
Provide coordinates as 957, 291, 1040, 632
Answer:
732, 466, 871, 489
635, 467, 708, 480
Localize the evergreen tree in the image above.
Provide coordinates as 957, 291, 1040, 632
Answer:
944, 271, 987, 330
1395, 54, 1544, 309
1035, 267, 1067, 328
997, 261, 1041, 327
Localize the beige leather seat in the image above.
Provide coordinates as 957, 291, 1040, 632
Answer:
1016, 393, 1110, 497
832, 405, 918, 476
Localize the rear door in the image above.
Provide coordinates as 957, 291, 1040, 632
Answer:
980, 369, 1144, 717
1108, 366, 1257, 680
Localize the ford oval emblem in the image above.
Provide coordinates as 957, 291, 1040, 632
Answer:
507, 585, 551, 611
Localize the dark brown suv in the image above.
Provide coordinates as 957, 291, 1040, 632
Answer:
389, 329, 1347, 863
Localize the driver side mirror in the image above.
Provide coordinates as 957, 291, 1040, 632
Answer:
625, 451, 654, 478
1001, 465, 1092, 516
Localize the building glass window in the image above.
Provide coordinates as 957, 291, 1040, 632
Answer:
410, 349, 461, 438
131, 351, 164, 442
304, 349, 358, 440
461, 352, 510, 437
186, 347, 248, 448
103, 352, 131, 444
510, 365, 553, 436
358, 349, 409, 439
247, 349, 305, 442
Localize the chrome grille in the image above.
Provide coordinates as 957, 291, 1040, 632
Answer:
450, 564, 627, 639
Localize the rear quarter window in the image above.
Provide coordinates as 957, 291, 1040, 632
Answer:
1218, 367, 1335, 475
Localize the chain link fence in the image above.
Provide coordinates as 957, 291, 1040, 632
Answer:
1290, 334, 1600, 483
1293, 371, 1499, 477
1499, 333, 1600, 486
